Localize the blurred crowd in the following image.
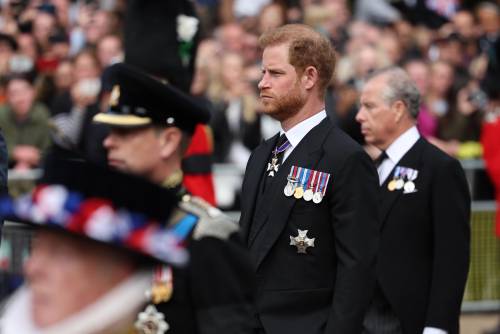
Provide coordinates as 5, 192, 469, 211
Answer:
0, 0, 498, 172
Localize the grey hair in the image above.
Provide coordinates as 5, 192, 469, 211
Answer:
367, 66, 421, 119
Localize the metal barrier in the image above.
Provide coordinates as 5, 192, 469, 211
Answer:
463, 201, 500, 312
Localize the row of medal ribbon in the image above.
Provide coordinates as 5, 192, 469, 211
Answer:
388, 166, 418, 192
284, 166, 331, 204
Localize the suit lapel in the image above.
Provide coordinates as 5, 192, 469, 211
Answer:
379, 138, 425, 225
250, 119, 332, 269
240, 134, 278, 242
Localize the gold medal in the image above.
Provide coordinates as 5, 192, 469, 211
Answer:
151, 282, 173, 304
387, 179, 397, 191
294, 186, 304, 199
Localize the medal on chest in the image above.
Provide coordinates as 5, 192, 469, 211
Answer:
290, 229, 315, 254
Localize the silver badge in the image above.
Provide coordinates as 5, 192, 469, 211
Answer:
303, 189, 314, 201
284, 182, 295, 197
135, 305, 170, 334
403, 181, 416, 193
290, 229, 315, 254
312, 192, 323, 204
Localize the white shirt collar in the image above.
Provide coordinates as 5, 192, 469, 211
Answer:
385, 126, 420, 165
281, 110, 326, 148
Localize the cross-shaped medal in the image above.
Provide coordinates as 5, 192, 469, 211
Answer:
266, 136, 291, 177
290, 229, 315, 254
267, 157, 280, 177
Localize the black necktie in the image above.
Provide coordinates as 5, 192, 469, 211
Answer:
374, 151, 388, 169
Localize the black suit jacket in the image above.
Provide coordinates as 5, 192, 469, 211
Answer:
240, 118, 380, 334
377, 137, 470, 334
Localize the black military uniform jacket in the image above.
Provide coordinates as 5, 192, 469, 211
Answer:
158, 192, 255, 334
239, 118, 380, 334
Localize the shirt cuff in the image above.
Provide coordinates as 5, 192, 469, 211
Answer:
423, 327, 447, 334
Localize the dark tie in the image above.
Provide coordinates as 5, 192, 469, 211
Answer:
374, 151, 388, 169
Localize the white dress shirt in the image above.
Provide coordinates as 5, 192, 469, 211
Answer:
281, 110, 327, 162
377, 126, 420, 185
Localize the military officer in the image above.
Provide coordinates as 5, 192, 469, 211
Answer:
93, 62, 255, 334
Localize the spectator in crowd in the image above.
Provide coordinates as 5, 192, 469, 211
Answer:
96, 33, 123, 68
15, 33, 37, 65
52, 59, 73, 97
404, 58, 434, 138
0, 73, 51, 170
83, 9, 117, 47
257, 3, 287, 34
209, 52, 261, 169
477, 2, 499, 54
477, 2, 500, 92
0, 33, 18, 77
379, 32, 404, 65
31, 9, 57, 55
0, 127, 7, 241
424, 60, 460, 155
215, 22, 245, 54
51, 49, 101, 116
450, 9, 479, 62
93, 63, 255, 334
354, 0, 401, 24
239, 24, 379, 334
0, 131, 7, 197
356, 67, 470, 334
50, 49, 107, 164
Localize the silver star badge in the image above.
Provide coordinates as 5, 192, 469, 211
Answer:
290, 229, 315, 254
135, 305, 170, 334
